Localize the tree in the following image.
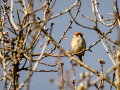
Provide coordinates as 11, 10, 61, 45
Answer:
0, 0, 120, 90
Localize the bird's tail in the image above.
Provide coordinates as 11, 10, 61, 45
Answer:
77, 54, 82, 67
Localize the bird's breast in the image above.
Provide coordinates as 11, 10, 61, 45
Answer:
71, 37, 86, 53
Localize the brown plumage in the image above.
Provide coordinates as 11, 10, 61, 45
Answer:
71, 32, 86, 66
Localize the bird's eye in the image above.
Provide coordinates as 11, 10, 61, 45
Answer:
78, 35, 80, 37
76, 35, 80, 37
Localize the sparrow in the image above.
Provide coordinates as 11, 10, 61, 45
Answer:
71, 32, 86, 66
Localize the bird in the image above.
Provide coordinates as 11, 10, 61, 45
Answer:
71, 32, 86, 66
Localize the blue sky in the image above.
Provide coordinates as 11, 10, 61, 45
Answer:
0, 0, 119, 90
